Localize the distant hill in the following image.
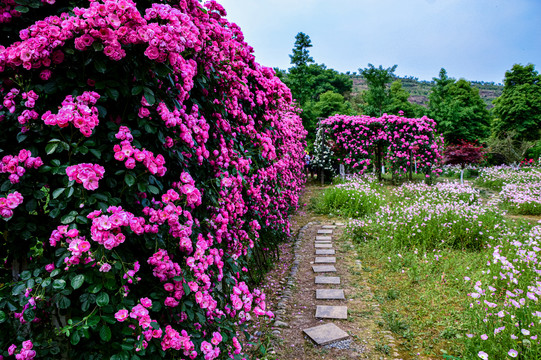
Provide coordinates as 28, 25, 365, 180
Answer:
349, 75, 503, 109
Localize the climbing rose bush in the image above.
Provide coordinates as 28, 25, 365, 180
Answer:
316, 114, 443, 179
0, 0, 306, 359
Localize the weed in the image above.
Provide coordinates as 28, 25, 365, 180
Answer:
375, 342, 391, 355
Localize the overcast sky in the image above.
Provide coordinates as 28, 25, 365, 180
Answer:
216, 0, 541, 83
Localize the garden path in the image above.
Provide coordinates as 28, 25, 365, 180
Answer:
262, 183, 404, 360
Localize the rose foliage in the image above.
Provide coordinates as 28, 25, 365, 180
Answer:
0, 0, 307, 359
318, 114, 443, 179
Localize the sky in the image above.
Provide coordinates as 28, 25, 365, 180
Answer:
216, 0, 541, 83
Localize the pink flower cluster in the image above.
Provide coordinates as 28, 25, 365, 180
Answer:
147, 249, 181, 282
156, 102, 210, 163
49, 226, 92, 267
114, 126, 167, 176
65, 163, 105, 191
0, 191, 23, 218
1, 150, 43, 183
2, 88, 19, 113
88, 206, 148, 250
161, 325, 196, 357
42, 92, 100, 137
7, 340, 36, 360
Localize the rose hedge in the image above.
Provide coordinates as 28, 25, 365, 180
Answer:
318, 114, 443, 179
0, 0, 306, 359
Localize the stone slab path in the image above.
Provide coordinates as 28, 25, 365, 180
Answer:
304, 225, 351, 346
315, 249, 335, 255
315, 256, 336, 263
315, 276, 341, 284
303, 323, 349, 345
315, 305, 348, 319
312, 265, 336, 273
269, 214, 400, 359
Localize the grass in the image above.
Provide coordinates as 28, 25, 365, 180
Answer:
311, 171, 541, 359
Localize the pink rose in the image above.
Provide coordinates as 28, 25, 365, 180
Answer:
114, 309, 129, 322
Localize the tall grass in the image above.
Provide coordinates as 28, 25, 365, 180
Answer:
311, 174, 384, 218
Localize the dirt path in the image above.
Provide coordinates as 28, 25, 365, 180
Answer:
258, 183, 402, 360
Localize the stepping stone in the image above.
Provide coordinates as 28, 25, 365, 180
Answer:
315, 276, 340, 284
316, 249, 335, 255
336, 222, 345, 226
315, 243, 332, 248
317, 229, 333, 235
315, 256, 336, 264
303, 323, 349, 345
316, 236, 332, 241
316, 305, 348, 319
312, 265, 337, 273
316, 289, 345, 300
315, 240, 331, 244
322, 225, 337, 229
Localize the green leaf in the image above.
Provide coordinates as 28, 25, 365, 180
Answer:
12, 284, 26, 296
182, 282, 191, 296
124, 174, 136, 187
50, 269, 61, 278
14, 5, 29, 12
94, 59, 107, 73
70, 331, 81, 345
23, 309, 35, 322
20, 270, 32, 280
58, 296, 71, 309
53, 188, 65, 199
17, 133, 27, 143
100, 324, 112, 342
53, 279, 66, 290
131, 86, 143, 95
45, 143, 58, 155
148, 185, 159, 194
143, 88, 155, 105
71, 274, 85, 289
96, 292, 109, 307
61, 214, 76, 224
25, 198, 37, 212
0, 310, 6, 323
106, 88, 120, 101
86, 315, 100, 327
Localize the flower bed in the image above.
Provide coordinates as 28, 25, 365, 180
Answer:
0, 1, 306, 359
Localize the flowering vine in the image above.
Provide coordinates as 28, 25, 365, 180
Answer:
0, 0, 306, 359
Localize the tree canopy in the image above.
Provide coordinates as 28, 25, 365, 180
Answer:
492, 63, 541, 141
359, 63, 397, 116
428, 68, 491, 144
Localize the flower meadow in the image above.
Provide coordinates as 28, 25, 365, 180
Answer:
313, 114, 444, 181
312, 174, 541, 359
473, 166, 541, 216
0, 1, 306, 359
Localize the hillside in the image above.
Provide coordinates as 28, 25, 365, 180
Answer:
350, 75, 503, 108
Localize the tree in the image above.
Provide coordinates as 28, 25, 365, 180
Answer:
359, 63, 397, 116
493, 63, 541, 141
428, 69, 491, 144
289, 32, 314, 68
282, 33, 352, 145
385, 80, 418, 117
443, 141, 486, 184
286, 32, 314, 105
313, 91, 353, 119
